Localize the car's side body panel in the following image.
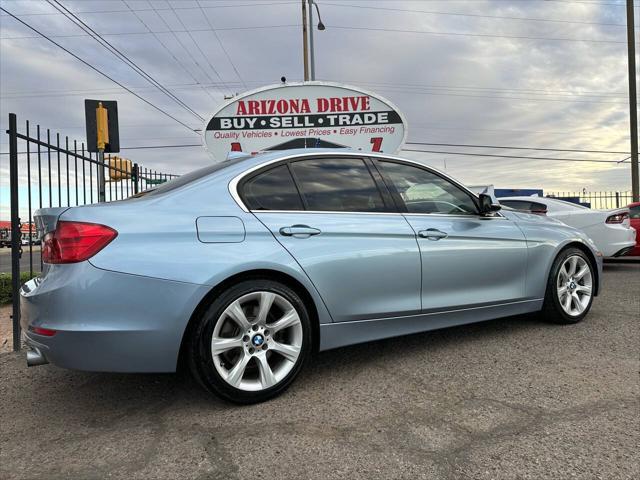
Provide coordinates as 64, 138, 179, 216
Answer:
20, 262, 210, 372
254, 211, 421, 322
319, 298, 543, 351
59, 183, 334, 327
502, 210, 603, 298
401, 214, 529, 310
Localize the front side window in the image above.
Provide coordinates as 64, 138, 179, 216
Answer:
242, 165, 303, 211
379, 161, 477, 215
629, 205, 640, 219
290, 158, 386, 212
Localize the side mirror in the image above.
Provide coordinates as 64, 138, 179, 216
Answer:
479, 193, 501, 215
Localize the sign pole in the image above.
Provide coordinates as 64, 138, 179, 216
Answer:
96, 102, 108, 202
626, 0, 639, 202
301, 0, 309, 81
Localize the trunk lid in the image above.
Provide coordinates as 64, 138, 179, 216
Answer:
33, 207, 70, 239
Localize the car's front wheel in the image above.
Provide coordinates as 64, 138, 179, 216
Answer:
188, 279, 312, 404
541, 248, 595, 324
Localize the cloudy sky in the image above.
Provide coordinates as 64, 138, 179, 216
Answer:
0, 0, 638, 218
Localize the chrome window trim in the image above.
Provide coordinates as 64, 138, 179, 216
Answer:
228, 150, 487, 214
250, 210, 402, 216
249, 209, 505, 219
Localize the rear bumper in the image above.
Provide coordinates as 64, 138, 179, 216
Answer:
611, 246, 635, 257
599, 227, 636, 257
20, 262, 209, 372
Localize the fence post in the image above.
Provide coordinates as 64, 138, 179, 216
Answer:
615, 192, 620, 208
8, 113, 22, 351
132, 163, 139, 194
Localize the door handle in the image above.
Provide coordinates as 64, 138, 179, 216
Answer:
418, 228, 448, 240
279, 225, 321, 237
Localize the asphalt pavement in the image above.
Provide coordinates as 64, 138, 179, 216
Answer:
0, 263, 638, 480
0, 247, 42, 274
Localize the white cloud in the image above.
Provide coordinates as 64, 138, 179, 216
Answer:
0, 0, 636, 220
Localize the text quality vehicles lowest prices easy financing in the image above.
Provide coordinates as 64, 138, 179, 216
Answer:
22, 150, 602, 403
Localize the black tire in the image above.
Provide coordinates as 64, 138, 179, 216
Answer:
540, 247, 594, 324
187, 278, 312, 404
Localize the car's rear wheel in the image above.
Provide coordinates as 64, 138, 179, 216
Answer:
188, 279, 312, 404
541, 248, 594, 324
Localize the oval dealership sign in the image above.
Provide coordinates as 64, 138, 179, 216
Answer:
203, 82, 407, 161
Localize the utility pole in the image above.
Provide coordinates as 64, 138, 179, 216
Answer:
309, 0, 315, 80
302, 0, 309, 81
627, 0, 639, 201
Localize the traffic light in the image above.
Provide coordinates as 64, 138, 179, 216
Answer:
108, 156, 132, 181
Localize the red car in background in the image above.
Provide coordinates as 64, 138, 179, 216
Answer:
628, 202, 640, 256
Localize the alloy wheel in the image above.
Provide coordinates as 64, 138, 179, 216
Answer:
556, 255, 593, 317
211, 291, 303, 391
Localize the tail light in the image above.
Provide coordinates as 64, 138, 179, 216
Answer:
42, 221, 117, 264
29, 326, 57, 337
606, 212, 629, 224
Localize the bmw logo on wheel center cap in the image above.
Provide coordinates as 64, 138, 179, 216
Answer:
252, 334, 265, 347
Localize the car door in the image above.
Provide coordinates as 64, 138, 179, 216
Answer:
374, 159, 529, 312
242, 156, 421, 322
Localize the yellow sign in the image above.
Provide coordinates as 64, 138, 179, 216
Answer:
108, 156, 132, 181
96, 102, 109, 150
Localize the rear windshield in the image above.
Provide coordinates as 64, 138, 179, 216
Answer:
500, 200, 547, 211
134, 157, 246, 198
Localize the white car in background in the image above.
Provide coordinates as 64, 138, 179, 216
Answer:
499, 196, 636, 258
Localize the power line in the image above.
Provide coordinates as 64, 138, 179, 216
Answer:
196, 0, 248, 91
0, 2, 300, 16
120, 143, 202, 150
2, 144, 629, 161
343, 80, 627, 98
160, 0, 234, 96
0, 24, 301, 40
401, 148, 629, 163
122, 0, 219, 105
0, 6, 199, 133
369, 85, 627, 105
0, 143, 203, 155
405, 142, 630, 155
3, 79, 626, 100
330, 24, 630, 44
322, 2, 628, 27
47, 0, 205, 122
540, 0, 629, 6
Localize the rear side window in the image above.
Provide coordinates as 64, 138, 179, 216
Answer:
290, 158, 386, 212
630, 205, 640, 219
242, 165, 303, 211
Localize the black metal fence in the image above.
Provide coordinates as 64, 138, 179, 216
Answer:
5, 112, 178, 350
546, 191, 633, 210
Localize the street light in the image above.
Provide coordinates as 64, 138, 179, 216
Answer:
313, 1, 325, 30
306, 0, 325, 80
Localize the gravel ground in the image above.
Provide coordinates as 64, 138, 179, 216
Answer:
1, 263, 638, 480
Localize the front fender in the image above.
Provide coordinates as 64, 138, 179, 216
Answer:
507, 211, 602, 299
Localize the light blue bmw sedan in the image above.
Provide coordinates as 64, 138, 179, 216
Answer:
21, 149, 602, 403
